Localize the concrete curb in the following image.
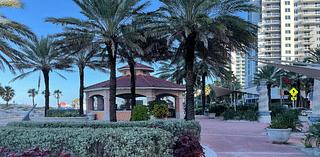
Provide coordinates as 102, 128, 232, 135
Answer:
202, 144, 218, 157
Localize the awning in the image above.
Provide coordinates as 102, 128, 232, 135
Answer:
259, 61, 320, 81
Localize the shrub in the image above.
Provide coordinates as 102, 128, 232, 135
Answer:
268, 110, 302, 130
0, 127, 173, 157
0, 147, 52, 157
307, 122, 320, 147
147, 100, 162, 113
244, 110, 260, 121
131, 104, 150, 121
221, 109, 238, 120
172, 131, 204, 157
208, 105, 228, 116
6, 120, 202, 140
269, 103, 287, 119
46, 109, 80, 117
194, 108, 203, 115
301, 134, 315, 148
152, 104, 169, 119
237, 105, 258, 111
50, 113, 86, 117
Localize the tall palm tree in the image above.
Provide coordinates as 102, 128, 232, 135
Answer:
46, 0, 149, 122
0, 86, 15, 106
27, 88, 38, 106
52, 35, 108, 114
10, 36, 72, 116
155, 58, 185, 85
147, 0, 258, 120
0, 0, 33, 73
253, 65, 282, 105
53, 90, 62, 108
304, 48, 320, 64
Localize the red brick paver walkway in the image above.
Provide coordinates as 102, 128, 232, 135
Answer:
197, 115, 314, 157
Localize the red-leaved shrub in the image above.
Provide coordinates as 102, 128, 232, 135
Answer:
172, 131, 205, 157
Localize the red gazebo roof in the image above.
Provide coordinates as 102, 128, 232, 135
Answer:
84, 74, 185, 90
117, 63, 154, 72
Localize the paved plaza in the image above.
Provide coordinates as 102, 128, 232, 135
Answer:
197, 115, 318, 157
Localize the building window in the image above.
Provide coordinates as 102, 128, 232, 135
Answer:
294, 25, 298, 28
304, 17, 308, 21
285, 50, 291, 54
143, 70, 147, 74
285, 37, 291, 40
285, 1, 290, 5
317, 24, 320, 28
285, 23, 290, 27
317, 37, 320, 41
317, 31, 320, 34
285, 44, 291, 47
316, 17, 320, 21
294, 3, 297, 7
286, 57, 291, 61
294, 10, 298, 14
294, 17, 298, 21
285, 30, 291, 34
318, 44, 320, 48
124, 71, 126, 75
285, 15, 290, 20
295, 45, 299, 48
316, 10, 320, 15
295, 58, 299, 62
285, 8, 290, 12
295, 51, 298, 54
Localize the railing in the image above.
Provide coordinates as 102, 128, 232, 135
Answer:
302, 5, 320, 8
264, 54, 281, 57
265, 6, 280, 9
265, 48, 281, 51
265, 27, 280, 31
265, 41, 280, 44
264, 0, 280, 2
265, 34, 280, 38
266, 13, 280, 16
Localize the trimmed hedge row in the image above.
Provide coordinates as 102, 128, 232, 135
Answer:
7, 120, 201, 140
0, 127, 173, 157
46, 109, 79, 117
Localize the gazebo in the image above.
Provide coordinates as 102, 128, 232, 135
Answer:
84, 63, 186, 121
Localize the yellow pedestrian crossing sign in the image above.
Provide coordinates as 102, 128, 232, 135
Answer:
289, 88, 298, 97
291, 97, 297, 100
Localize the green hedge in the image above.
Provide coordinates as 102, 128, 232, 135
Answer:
7, 120, 201, 140
0, 127, 173, 157
46, 109, 79, 117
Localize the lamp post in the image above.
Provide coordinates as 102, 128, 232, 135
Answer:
280, 73, 287, 106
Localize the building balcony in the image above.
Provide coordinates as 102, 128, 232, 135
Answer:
263, 0, 280, 3
299, 26, 315, 31
265, 48, 281, 52
301, 33, 315, 38
265, 41, 281, 45
300, 12, 320, 17
263, 20, 281, 25
302, 0, 319, 2
265, 27, 280, 32
264, 13, 280, 18
300, 20, 320, 24
263, 54, 281, 58
302, 40, 313, 45
265, 34, 280, 38
264, 6, 280, 10
301, 5, 320, 9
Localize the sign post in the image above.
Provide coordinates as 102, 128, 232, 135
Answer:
289, 88, 298, 108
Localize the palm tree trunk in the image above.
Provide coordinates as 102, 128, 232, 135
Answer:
32, 97, 34, 106
109, 51, 117, 122
202, 73, 206, 115
184, 31, 197, 121
130, 62, 136, 108
6, 101, 8, 106
267, 84, 271, 105
42, 70, 50, 117
57, 98, 60, 108
79, 67, 84, 115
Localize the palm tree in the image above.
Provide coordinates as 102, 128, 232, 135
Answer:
46, 0, 150, 122
155, 58, 185, 85
304, 48, 320, 64
147, 0, 258, 120
27, 88, 38, 106
253, 65, 282, 105
0, 0, 34, 73
10, 36, 72, 116
53, 90, 62, 108
0, 86, 15, 106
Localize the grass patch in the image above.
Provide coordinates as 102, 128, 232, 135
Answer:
22, 108, 29, 111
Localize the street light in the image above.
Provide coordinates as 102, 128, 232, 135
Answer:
280, 73, 287, 106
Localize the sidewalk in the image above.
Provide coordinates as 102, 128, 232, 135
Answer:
196, 115, 315, 157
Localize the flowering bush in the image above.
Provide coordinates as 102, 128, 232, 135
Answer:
152, 104, 169, 119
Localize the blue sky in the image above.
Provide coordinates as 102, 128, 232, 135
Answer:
0, 0, 246, 106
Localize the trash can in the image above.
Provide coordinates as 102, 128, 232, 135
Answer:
88, 113, 96, 120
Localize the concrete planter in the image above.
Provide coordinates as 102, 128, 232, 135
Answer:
154, 117, 168, 121
88, 113, 96, 120
150, 115, 155, 120
266, 128, 292, 143
208, 113, 216, 119
298, 116, 308, 122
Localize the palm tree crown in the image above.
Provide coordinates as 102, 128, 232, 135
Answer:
27, 88, 38, 106
0, 86, 15, 106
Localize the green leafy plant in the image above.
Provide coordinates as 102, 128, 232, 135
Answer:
172, 131, 204, 157
147, 100, 162, 113
50, 113, 86, 117
301, 134, 314, 148
208, 105, 228, 116
269, 103, 288, 119
46, 109, 80, 117
152, 104, 169, 119
221, 109, 238, 120
244, 110, 260, 121
194, 108, 203, 115
131, 104, 150, 121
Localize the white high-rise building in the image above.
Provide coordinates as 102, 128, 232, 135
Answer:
230, 52, 246, 88
258, 0, 320, 64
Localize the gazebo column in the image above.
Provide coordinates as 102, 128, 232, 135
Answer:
97, 96, 104, 110
310, 79, 320, 125
86, 97, 93, 112
103, 96, 110, 121
175, 96, 184, 119
258, 80, 271, 123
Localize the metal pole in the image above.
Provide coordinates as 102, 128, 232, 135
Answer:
280, 75, 283, 106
